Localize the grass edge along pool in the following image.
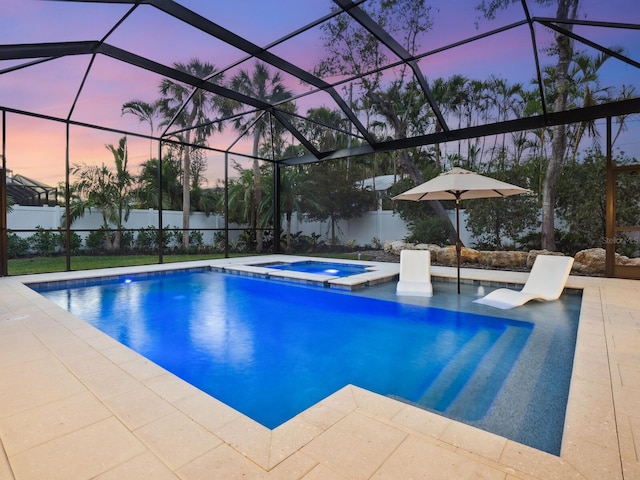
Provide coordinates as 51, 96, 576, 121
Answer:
32, 269, 579, 455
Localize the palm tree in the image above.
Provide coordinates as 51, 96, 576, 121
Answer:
230, 61, 293, 253
121, 99, 162, 161
159, 58, 223, 248
568, 49, 624, 162
70, 137, 135, 251
135, 154, 183, 210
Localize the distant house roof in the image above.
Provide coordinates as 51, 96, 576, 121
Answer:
6, 173, 58, 206
357, 174, 398, 192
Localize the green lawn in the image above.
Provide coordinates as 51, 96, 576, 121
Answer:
7, 251, 377, 276
8, 254, 233, 276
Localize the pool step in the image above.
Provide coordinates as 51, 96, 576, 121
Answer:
446, 326, 531, 421
417, 330, 495, 411
416, 324, 531, 420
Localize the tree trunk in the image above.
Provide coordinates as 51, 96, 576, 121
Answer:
253, 130, 263, 253
182, 143, 191, 249
541, 0, 578, 251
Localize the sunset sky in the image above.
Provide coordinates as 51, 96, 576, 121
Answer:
1, 0, 639, 187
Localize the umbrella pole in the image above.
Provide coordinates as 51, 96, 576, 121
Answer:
455, 196, 461, 294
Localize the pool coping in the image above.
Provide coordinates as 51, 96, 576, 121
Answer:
0, 255, 638, 479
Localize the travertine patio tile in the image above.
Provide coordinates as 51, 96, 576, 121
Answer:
66, 323, 104, 340
616, 415, 640, 480
500, 441, 581, 480
567, 376, 614, 412
104, 386, 176, 430
63, 348, 118, 377
265, 451, 318, 479
214, 414, 272, 468
0, 325, 50, 368
371, 435, 506, 480
301, 412, 407, 480
611, 384, 640, 417
439, 420, 507, 462
0, 440, 14, 480
118, 354, 166, 380
563, 400, 617, 447
76, 361, 142, 400
571, 353, 611, 384
174, 391, 242, 432
135, 410, 222, 470
95, 451, 179, 479
299, 400, 349, 431
317, 386, 358, 414
143, 371, 202, 403
619, 363, 640, 388
85, 332, 123, 351
178, 443, 267, 479
0, 356, 85, 418
351, 386, 405, 420
9, 417, 146, 480
270, 416, 324, 468
99, 342, 143, 364
562, 436, 623, 480
0, 390, 111, 456
300, 463, 349, 479
391, 404, 451, 439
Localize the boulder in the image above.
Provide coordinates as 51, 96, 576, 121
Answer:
479, 250, 528, 269
574, 248, 606, 274
383, 241, 442, 257
526, 249, 564, 268
435, 245, 480, 266
574, 247, 629, 274
384, 240, 413, 255
415, 244, 443, 256
624, 257, 640, 267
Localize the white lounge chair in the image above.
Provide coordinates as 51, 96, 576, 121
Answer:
473, 255, 574, 309
396, 250, 433, 297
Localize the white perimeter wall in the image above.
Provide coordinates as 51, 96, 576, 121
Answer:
7, 205, 425, 247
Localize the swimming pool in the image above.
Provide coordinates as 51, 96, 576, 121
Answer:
33, 269, 580, 454
255, 260, 370, 277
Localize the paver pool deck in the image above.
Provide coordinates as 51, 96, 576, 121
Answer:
0, 255, 638, 479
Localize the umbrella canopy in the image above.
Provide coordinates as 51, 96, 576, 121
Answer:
392, 167, 532, 293
392, 167, 531, 202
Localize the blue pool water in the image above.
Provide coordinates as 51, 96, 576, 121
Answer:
33, 270, 579, 454
258, 260, 369, 277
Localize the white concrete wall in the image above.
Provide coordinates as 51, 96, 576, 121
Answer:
8, 206, 413, 247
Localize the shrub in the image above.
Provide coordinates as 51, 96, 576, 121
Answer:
85, 229, 107, 253
405, 217, 450, 246
57, 229, 83, 254
30, 226, 58, 256
7, 233, 30, 258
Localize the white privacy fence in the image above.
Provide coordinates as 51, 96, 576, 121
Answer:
7, 205, 425, 247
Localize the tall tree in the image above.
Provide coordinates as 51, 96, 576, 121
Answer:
135, 149, 183, 211
230, 61, 293, 253
70, 137, 135, 251
478, 0, 580, 250
121, 99, 162, 161
316, 0, 458, 245
159, 59, 223, 248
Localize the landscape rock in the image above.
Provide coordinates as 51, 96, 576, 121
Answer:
384, 240, 413, 255
573, 247, 630, 274
479, 250, 528, 269
526, 249, 564, 268
435, 245, 480, 266
574, 248, 606, 274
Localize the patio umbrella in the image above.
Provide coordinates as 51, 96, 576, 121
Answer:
392, 167, 532, 293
